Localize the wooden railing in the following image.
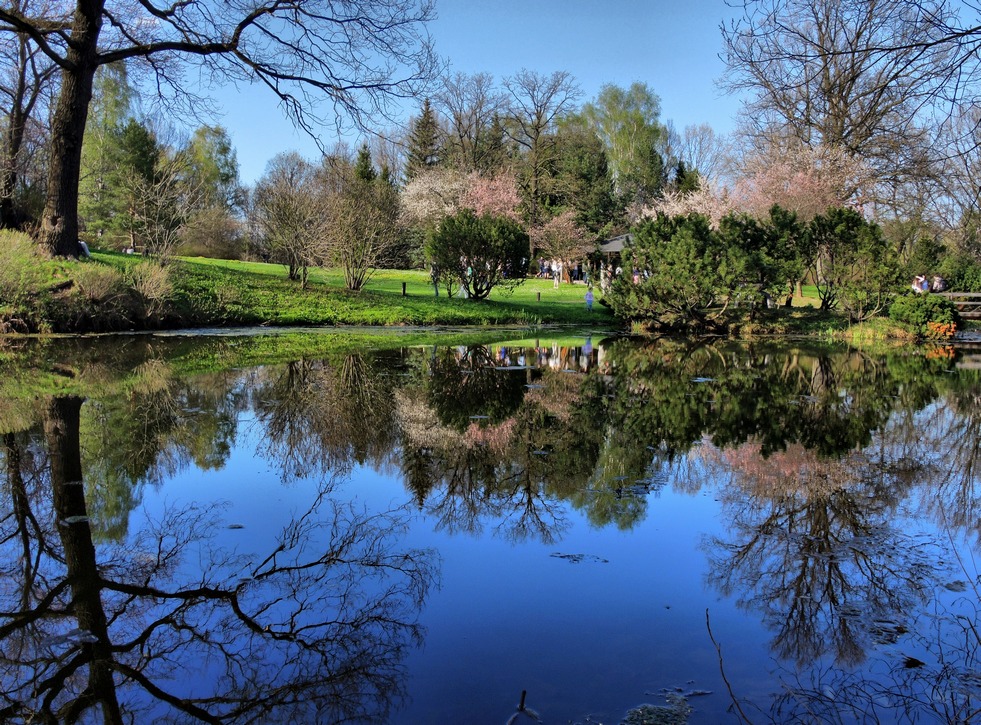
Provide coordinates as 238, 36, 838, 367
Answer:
938, 292, 981, 319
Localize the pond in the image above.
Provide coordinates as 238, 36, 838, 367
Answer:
1, 330, 979, 724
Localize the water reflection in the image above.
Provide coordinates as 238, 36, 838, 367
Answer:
704, 443, 937, 668
1, 334, 980, 722
253, 355, 401, 484
395, 344, 610, 542
0, 396, 436, 722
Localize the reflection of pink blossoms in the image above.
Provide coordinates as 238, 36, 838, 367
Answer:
698, 440, 863, 498
465, 418, 516, 456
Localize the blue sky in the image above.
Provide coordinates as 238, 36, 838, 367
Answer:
216, 0, 743, 184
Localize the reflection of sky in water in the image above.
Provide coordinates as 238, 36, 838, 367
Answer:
4, 335, 981, 723
141, 431, 869, 721
148, 430, 745, 723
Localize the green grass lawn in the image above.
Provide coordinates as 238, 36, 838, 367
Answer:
94, 253, 617, 328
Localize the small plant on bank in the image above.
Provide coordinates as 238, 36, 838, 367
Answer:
56, 262, 132, 331
888, 293, 960, 339
129, 261, 174, 322
925, 320, 957, 339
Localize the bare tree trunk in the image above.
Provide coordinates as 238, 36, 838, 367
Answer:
0, 32, 50, 229
39, 1, 104, 257
0, 112, 25, 227
0, 74, 28, 227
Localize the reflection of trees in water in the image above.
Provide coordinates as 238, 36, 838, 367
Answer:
602, 339, 913, 462
394, 340, 981, 541
0, 396, 437, 723
396, 385, 572, 543
2, 337, 980, 720
905, 381, 981, 545
704, 444, 938, 668
424, 345, 527, 429
252, 354, 401, 485
695, 357, 981, 719
80, 360, 245, 541
395, 346, 610, 542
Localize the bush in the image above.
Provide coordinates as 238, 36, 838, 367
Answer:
52, 262, 134, 331
888, 293, 960, 339
129, 261, 173, 322
607, 213, 734, 331
937, 251, 981, 292
808, 208, 900, 319
425, 209, 529, 300
74, 263, 128, 304
178, 207, 246, 260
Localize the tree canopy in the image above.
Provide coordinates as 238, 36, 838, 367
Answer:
721, 0, 960, 203
578, 81, 670, 206
0, 0, 438, 256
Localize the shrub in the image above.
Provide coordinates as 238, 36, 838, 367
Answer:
129, 261, 173, 322
74, 263, 128, 304
425, 209, 529, 300
808, 208, 900, 319
608, 213, 734, 331
888, 293, 960, 339
937, 251, 981, 292
53, 262, 134, 331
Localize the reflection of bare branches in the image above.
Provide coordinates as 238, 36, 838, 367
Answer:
427, 459, 499, 537
0, 431, 59, 672
704, 439, 939, 668
495, 479, 570, 546
764, 596, 981, 724
255, 356, 399, 486
913, 399, 981, 544
0, 398, 437, 722
713, 508, 981, 724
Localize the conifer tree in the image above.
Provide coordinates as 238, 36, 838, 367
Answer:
405, 98, 441, 181
354, 144, 377, 183
673, 160, 700, 194
479, 114, 509, 173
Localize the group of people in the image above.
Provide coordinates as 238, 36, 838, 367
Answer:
536, 259, 587, 284
912, 274, 949, 293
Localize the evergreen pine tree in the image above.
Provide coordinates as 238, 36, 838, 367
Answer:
478, 113, 509, 173
379, 163, 394, 186
404, 98, 441, 181
674, 160, 700, 194
354, 143, 377, 183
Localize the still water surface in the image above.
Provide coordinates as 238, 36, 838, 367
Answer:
1, 332, 979, 723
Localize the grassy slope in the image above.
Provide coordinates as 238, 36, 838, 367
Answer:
94, 252, 617, 328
